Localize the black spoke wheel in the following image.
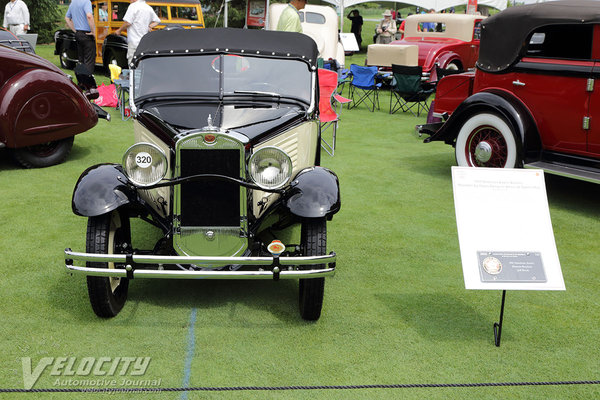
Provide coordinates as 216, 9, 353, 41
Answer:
299, 218, 327, 321
12, 137, 74, 168
86, 210, 131, 318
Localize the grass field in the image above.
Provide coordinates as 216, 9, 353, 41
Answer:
1, 44, 600, 399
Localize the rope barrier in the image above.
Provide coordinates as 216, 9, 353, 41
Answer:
1, 380, 599, 393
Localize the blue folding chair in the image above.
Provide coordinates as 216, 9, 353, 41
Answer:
348, 64, 382, 112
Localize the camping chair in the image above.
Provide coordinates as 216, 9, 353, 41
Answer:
111, 67, 131, 121
389, 64, 434, 117
348, 64, 382, 112
318, 68, 352, 156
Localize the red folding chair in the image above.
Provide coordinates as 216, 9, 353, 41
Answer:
318, 69, 351, 156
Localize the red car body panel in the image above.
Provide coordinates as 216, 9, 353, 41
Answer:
0, 45, 97, 149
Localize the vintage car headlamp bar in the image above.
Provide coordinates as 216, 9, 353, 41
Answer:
122, 142, 168, 187
143, 173, 284, 193
248, 146, 293, 190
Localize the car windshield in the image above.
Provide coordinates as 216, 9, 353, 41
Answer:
133, 54, 313, 104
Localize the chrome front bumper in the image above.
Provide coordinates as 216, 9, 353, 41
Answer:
64, 249, 336, 280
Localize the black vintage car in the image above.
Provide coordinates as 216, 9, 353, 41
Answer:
64, 28, 340, 321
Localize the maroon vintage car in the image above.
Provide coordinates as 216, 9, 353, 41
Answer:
389, 13, 484, 79
0, 45, 105, 168
419, 0, 600, 183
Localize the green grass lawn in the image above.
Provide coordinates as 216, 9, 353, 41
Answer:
1, 44, 600, 399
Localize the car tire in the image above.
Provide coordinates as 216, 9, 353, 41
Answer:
445, 61, 461, 71
86, 210, 131, 318
455, 112, 521, 168
12, 137, 74, 168
298, 218, 326, 321
59, 50, 76, 69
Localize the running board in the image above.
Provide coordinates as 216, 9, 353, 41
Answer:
525, 161, 600, 184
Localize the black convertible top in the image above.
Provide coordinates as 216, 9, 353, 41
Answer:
478, 0, 600, 72
134, 28, 318, 68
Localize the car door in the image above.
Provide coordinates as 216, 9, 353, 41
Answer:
511, 24, 594, 155
586, 24, 600, 156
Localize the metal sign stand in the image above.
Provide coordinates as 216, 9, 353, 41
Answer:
493, 290, 507, 347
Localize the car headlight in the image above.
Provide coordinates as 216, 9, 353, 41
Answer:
249, 146, 292, 189
122, 143, 168, 187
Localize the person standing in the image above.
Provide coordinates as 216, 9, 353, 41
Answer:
114, 0, 160, 65
65, 0, 96, 74
276, 0, 306, 33
347, 10, 363, 50
2, 0, 29, 35
375, 10, 396, 44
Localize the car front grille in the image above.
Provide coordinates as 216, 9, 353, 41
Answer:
173, 132, 248, 257
179, 148, 240, 227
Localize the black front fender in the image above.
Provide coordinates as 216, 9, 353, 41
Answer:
72, 164, 138, 217
285, 167, 340, 219
425, 90, 540, 155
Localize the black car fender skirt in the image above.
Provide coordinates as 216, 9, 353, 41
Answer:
285, 167, 341, 219
72, 164, 138, 217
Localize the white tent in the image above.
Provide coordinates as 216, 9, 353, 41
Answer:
324, 0, 507, 30
331, 0, 507, 10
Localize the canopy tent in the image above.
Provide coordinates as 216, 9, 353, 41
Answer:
328, 0, 507, 10
241, 0, 507, 29
324, 0, 507, 30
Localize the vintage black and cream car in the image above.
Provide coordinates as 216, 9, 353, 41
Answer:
64, 28, 340, 321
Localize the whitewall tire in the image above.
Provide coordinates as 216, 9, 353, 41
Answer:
455, 113, 520, 168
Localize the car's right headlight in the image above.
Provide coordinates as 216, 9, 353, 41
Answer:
122, 142, 168, 187
249, 146, 292, 190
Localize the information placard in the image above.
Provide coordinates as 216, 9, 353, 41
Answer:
339, 33, 359, 52
452, 167, 565, 291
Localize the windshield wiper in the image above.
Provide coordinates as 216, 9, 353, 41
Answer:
234, 90, 281, 97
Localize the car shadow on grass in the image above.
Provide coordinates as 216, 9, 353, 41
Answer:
545, 174, 600, 218
50, 275, 307, 326
375, 292, 492, 343
131, 278, 303, 324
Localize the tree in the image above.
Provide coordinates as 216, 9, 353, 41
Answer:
0, 0, 61, 44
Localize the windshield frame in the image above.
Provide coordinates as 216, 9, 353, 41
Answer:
130, 53, 316, 113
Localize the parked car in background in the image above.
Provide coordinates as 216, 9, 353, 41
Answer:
268, 4, 345, 69
64, 28, 340, 321
0, 27, 34, 53
388, 13, 484, 79
419, 0, 600, 183
0, 46, 107, 168
54, 0, 205, 70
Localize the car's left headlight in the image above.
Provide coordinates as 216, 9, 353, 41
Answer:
122, 142, 168, 186
249, 146, 292, 189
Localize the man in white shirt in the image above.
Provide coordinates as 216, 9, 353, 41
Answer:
3, 0, 29, 35
115, 0, 160, 65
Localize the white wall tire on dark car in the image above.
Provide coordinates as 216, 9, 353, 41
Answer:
86, 210, 131, 318
455, 113, 520, 168
299, 218, 326, 321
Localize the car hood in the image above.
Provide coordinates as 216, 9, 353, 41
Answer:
392, 37, 463, 69
140, 102, 307, 144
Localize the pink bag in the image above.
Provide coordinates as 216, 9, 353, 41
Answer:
95, 83, 118, 107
